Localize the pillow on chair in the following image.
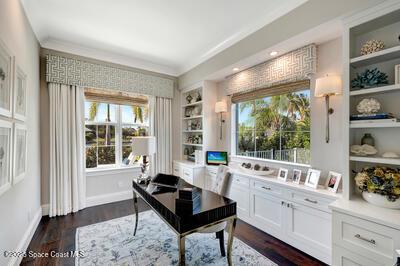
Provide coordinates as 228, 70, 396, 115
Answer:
210, 165, 232, 197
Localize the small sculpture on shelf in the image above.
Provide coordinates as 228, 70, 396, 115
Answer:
350, 144, 378, 156
356, 98, 381, 114
351, 68, 388, 89
194, 91, 202, 102
360, 40, 385, 55
361, 133, 375, 146
185, 94, 193, 104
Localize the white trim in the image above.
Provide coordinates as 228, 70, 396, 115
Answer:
230, 155, 311, 168
7, 207, 42, 266
85, 165, 141, 177
41, 204, 50, 216
85, 190, 133, 208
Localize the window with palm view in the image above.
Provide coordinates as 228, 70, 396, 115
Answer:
236, 89, 310, 165
85, 101, 149, 169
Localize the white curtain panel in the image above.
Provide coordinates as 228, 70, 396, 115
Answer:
150, 97, 172, 175
48, 83, 86, 217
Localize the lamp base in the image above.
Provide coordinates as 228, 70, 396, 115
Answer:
137, 155, 151, 184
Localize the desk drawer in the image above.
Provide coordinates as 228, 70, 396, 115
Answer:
253, 180, 282, 196
232, 174, 250, 187
289, 191, 333, 212
182, 167, 194, 184
333, 212, 398, 265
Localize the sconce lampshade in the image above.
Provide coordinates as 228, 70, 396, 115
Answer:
131, 136, 156, 155
315, 75, 342, 97
215, 101, 227, 113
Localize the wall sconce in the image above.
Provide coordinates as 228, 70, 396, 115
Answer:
215, 101, 227, 140
315, 75, 342, 143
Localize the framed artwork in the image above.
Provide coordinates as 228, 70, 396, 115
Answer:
0, 40, 13, 117
14, 66, 27, 121
292, 169, 302, 184
325, 171, 342, 193
0, 120, 12, 196
277, 168, 289, 181
395, 64, 400, 84
13, 123, 27, 184
305, 169, 321, 189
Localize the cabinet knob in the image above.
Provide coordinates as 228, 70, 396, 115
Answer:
304, 198, 318, 204
354, 234, 376, 245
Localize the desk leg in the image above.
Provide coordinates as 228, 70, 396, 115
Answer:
132, 191, 138, 236
178, 235, 185, 266
226, 217, 237, 266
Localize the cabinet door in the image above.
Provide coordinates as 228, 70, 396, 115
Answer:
181, 167, 194, 184
286, 202, 331, 257
250, 190, 285, 233
173, 163, 181, 177
333, 245, 385, 266
229, 184, 250, 219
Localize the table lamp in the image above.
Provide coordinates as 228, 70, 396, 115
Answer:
131, 136, 156, 183
315, 75, 342, 143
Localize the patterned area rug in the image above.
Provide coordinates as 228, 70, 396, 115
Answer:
76, 210, 276, 265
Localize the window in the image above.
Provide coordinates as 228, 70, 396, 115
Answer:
84, 101, 149, 170
235, 89, 310, 165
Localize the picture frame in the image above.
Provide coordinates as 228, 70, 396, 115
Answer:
325, 171, 342, 193
13, 123, 27, 185
0, 120, 12, 196
395, 64, 400, 84
277, 168, 289, 181
0, 40, 14, 118
292, 169, 302, 184
14, 65, 27, 121
305, 169, 321, 189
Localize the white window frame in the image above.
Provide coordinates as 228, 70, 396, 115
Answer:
85, 104, 149, 172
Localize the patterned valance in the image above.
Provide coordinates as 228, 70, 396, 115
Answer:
225, 44, 317, 95
46, 54, 174, 98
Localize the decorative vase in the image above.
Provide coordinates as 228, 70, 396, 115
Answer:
361, 133, 375, 146
362, 191, 400, 209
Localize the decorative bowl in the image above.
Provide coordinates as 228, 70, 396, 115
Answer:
362, 192, 400, 209
239, 165, 274, 176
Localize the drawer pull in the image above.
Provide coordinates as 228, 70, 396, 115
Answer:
304, 198, 318, 204
184, 173, 190, 176
281, 201, 286, 206
236, 178, 241, 182
262, 186, 271, 190
354, 234, 376, 245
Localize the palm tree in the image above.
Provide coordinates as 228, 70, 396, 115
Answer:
89, 102, 111, 145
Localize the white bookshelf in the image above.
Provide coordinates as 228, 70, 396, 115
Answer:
180, 81, 218, 162
343, 4, 400, 200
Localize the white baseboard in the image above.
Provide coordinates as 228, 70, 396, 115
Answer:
8, 207, 42, 266
41, 203, 50, 216
85, 190, 133, 208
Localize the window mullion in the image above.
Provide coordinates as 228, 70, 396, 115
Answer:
116, 105, 122, 167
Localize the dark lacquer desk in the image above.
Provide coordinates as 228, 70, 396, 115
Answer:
132, 176, 237, 266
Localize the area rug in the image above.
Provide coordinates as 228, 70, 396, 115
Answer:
76, 210, 276, 265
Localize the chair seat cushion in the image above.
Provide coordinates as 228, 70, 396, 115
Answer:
198, 221, 227, 234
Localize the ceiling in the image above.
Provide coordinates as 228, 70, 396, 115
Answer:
21, 0, 307, 75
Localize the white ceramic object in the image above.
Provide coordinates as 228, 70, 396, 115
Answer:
239, 166, 274, 176
350, 144, 378, 156
362, 191, 400, 209
356, 98, 381, 114
382, 151, 399, 158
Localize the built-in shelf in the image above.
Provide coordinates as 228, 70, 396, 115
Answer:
182, 101, 203, 107
350, 83, 400, 96
350, 155, 400, 165
350, 121, 400, 128
182, 130, 203, 133
182, 143, 203, 147
182, 115, 203, 120
350, 45, 400, 67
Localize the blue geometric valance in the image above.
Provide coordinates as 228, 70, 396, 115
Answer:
46, 54, 174, 98
225, 44, 317, 95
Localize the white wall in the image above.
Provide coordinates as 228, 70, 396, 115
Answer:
216, 38, 343, 183
0, 0, 41, 265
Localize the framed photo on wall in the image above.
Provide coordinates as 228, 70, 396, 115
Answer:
0, 120, 12, 196
305, 169, 321, 189
14, 65, 27, 121
0, 40, 13, 118
13, 123, 27, 184
325, 171, 342, 193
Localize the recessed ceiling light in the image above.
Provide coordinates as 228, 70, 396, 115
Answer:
233, 67, 239, 71
270, 51, 278, 56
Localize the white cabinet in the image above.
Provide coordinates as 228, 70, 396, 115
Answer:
229, 184, 250, 219
204, 166, 217, 190
173, 160, 205, 188
333, 245, 384, 266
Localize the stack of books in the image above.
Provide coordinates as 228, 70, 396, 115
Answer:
350, 113, 398, 124
175, 187, 201, 215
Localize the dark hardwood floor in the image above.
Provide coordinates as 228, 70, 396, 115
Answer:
21, 199, 324, 266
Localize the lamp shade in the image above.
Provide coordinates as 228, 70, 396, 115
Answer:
315, 75, 342, 97
215, 101, 227, 113
131, 136, 156, 155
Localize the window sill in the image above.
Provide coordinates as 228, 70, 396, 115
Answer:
230, 155, 311, 168
86, 165, 141, 177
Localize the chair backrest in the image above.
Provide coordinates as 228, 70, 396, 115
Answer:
210, 165, 232, 197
